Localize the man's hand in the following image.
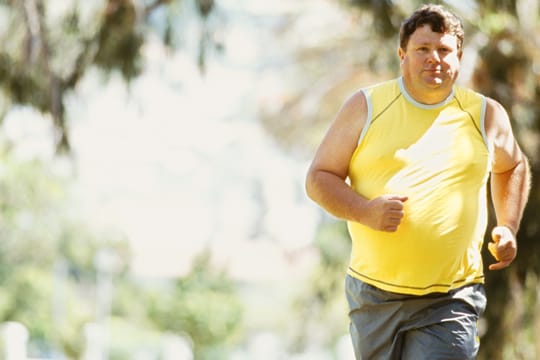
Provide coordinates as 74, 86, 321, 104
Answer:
488, 226, 517, 270
365, 194, 408, 232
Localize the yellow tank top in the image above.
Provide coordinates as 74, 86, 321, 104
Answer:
347, 78, 491, 295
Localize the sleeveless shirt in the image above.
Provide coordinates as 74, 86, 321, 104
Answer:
347, 77, 491, 295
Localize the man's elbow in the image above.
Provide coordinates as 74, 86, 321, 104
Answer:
305, 168, 341, 204
305, 168, 319, 202
492, 152, 529, 175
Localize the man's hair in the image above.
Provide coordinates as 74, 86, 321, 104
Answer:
399, 4, 464, 52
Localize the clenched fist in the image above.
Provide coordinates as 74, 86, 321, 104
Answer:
365, 194, 408, 232
488, 225, 517, 270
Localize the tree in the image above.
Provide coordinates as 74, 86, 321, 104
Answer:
0, 0, 216, 152
290, 220, 351, 352
0, 148, 121, 356
0, 1, 249, 357
147, 250, 244, 360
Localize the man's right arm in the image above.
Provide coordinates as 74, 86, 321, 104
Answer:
305, 91, 407, 232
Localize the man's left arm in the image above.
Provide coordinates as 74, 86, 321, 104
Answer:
485, 98, 531, 270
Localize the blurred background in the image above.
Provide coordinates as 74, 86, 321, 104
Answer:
0, 0, 538, 359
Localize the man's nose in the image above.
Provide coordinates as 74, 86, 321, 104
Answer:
427, 50, 441, 62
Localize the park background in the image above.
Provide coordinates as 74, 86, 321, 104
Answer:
0, 0, 538, 359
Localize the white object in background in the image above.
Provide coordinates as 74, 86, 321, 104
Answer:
1, 322, 29, 360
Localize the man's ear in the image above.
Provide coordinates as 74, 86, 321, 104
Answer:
398, 47, 405, 63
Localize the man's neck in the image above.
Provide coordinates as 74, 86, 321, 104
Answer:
401, 77, 453, 105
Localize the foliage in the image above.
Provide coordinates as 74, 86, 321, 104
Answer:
0, 1, 246, 358
148, 250, 244, 359
0, 148, 136, 358
343, 0, 406, 38
290, 220, 351, 352
0, 146, 245, 358
0, 0, 215, 152
0, 151, 64, 349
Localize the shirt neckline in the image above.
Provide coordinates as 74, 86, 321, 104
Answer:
398, 77, 455, 109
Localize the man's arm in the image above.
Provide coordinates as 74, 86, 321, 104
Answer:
485, 98, 531, 270
305, 91, 407, 232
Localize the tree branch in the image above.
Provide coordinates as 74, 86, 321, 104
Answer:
21, 0, 70, 152
21, 0, 43, 64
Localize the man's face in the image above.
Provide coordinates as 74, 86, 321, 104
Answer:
399, 24, 461, 93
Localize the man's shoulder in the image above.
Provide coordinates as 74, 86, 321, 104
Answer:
362, 78, 402, 106
453, 84, 485, 104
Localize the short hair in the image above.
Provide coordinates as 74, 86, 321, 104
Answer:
399, 4, 464, 52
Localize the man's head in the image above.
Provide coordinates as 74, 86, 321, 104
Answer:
399, 4, 464, 55
397, 4, 464, 103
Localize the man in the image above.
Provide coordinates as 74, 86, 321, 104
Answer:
305, 4, 530, 360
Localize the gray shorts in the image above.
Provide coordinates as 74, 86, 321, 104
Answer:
345, 275, 486, 360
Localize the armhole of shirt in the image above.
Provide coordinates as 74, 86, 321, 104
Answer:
357, 89, 372, 146
479, 95, 494, 163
